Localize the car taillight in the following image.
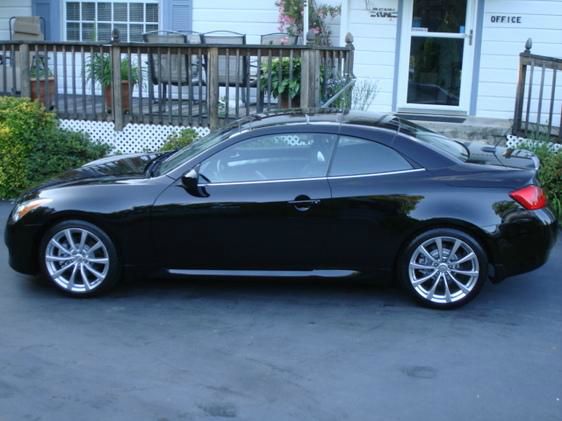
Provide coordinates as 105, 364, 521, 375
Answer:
509, 185, 547, 210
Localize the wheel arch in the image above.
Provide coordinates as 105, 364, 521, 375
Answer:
33, 212, 122, 270
393, 218, 498, 281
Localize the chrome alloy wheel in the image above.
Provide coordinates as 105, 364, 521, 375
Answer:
45, 228, 110, 293
408, 236, 480, 305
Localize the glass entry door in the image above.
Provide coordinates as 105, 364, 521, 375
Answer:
397, 0, 476, 112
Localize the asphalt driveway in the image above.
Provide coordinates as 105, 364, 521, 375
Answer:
0, 200, 561, 421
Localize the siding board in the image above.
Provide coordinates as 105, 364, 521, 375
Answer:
476, 0, 562, 120
0, 1, 33, 40
345, 0, 398, 111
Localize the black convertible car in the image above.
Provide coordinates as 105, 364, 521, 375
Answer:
4, 111, 558, 308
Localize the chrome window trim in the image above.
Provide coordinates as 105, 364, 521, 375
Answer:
199, 176, 327, 187
199, 168, 426, 187
328, 168, 425, 180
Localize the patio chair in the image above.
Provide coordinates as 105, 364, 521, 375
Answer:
143, 30, 206, 108
177, 30, 206, 86
180, 31, 203, 45
201, 31, 248, 87
260, 32, 298, 46
1, 17, 47, 93
9, 16, 45, 41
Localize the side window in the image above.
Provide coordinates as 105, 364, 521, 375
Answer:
200, 133, 337, 183
329, 136, 413, 177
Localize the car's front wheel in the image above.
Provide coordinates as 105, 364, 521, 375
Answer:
399, 228, 488, 309
39, 220, 120, 296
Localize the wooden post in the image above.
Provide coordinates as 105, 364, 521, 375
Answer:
344, 32, 355, 107
513, 57, 527, 135
344, 32, 355, 78
208, 47, 220, 130
513, 38, 532, 135
111, 29, 124, 131
300, 30, 321, 111
19, 43, 31, 98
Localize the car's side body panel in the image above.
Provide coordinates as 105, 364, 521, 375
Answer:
5, 178, 169, 274
151, 177, 334, 271
4, 113, 558, 288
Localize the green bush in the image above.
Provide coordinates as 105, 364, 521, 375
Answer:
160, 128, 199, 152
27, 129, 110, 187
0, 124, 28, 198
0, 97, 109, 199
260, 58, 302, 100
519, 141, 562, 220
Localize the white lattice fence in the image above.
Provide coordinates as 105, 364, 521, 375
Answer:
506, 135, 562, 152
59, 120, 210, 154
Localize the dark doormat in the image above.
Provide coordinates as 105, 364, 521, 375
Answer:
397, 114, 467, 123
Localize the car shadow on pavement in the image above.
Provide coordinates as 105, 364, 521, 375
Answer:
18, 272, 414, 308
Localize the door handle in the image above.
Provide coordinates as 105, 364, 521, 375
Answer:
288, 199, 320, 205
288, 195, 320, 212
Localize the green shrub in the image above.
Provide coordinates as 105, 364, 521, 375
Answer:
160, 128, 199, 152
27, 129, 111, 187
0, 124, 28, 198
519, 141, 562, 220
0, 97, 109, 199
260, 58, 302, 100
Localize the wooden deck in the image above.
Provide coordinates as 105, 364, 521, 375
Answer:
36, 93, 282, 126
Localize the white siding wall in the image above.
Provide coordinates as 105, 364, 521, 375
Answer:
476, 0, 562, 121
0, 0, 32, 40
191, 0, 340, 44
192, 0, 278, 43
344, 0, 562, 119
342, 0, 399, 112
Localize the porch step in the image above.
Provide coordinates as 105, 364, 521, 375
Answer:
413, 117, 513, 145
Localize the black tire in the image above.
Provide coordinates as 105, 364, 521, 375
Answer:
398, 228, 488, 309
39, 220, 121, 297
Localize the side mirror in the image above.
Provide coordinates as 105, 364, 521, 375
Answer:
181, 167, 209, 197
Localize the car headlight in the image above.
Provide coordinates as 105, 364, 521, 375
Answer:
11, 198, 52, 222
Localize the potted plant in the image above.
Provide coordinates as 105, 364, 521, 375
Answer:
260, 57, 301, 108
30, 64, 55, 109
87, 53, 139, 112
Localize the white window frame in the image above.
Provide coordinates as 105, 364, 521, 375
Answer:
63, 0, 162, 42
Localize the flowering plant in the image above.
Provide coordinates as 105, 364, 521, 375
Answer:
276, 0, 341, 45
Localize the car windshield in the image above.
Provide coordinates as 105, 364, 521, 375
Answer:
396, 118, 469, 162
157, 126, 239, 175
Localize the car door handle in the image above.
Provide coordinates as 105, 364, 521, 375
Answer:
288, 196, 320, 212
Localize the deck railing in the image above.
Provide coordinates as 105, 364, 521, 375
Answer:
0, 30, 355, 130
513, 39, 562, 141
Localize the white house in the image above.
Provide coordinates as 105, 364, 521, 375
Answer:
342, 0, 562, 122
1, 0, 561, 122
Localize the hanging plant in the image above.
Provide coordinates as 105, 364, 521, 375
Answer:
276, 0, 341, 45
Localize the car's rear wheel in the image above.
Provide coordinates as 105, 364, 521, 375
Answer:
399, 228, 487, 309
40, 220, 120, 296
